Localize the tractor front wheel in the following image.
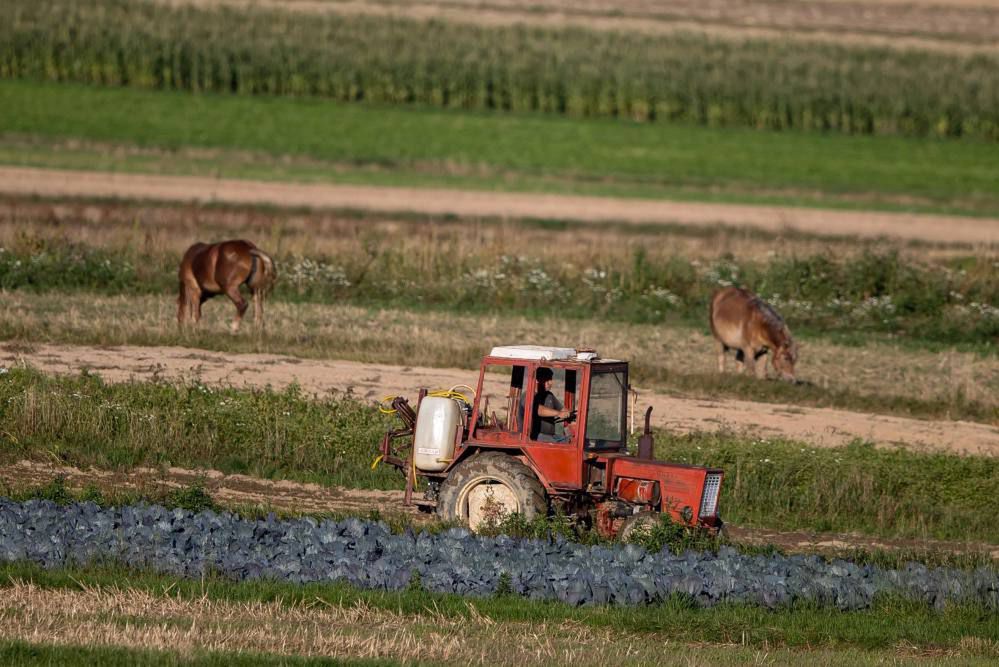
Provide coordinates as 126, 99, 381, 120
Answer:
437, 451, 547, 531
619, 511, 660, 543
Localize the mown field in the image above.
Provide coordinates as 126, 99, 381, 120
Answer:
2, 0, 998, 662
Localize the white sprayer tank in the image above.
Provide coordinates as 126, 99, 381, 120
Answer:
413, 396, 461, 472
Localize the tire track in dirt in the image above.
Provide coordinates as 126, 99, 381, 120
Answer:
2, 166, 998, 244
0, 460, 421, 520
3, 342, 997, 456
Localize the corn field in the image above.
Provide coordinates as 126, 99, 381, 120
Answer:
2, 0, 998, 140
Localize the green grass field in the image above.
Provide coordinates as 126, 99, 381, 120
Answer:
3, 81, 999, 216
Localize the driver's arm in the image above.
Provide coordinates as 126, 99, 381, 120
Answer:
536, 396, 570, 419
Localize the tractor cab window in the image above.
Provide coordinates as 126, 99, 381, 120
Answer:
527, 367, 578, 443
585, 370, 626, 450
479, 363, 527, 433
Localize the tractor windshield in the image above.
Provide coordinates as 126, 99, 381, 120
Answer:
585, 370, 626, 450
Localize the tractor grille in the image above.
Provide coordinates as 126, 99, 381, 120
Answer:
699, 473, 722, 518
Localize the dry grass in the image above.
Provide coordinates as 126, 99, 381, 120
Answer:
1, 579, 994, 665
2, 291, 996, 419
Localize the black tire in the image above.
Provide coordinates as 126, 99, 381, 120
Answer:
437, 451, 547, 531
619, 511, 660, 543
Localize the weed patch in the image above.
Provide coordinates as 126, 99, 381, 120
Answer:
0, 368, 399, 490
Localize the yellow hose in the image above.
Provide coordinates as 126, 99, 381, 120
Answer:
378, 394, 401, 414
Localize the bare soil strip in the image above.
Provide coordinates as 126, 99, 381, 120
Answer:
3, 342, 997, 456
2, 166, 998, 244
3, 459, 996, 559
161, 0, 999, 54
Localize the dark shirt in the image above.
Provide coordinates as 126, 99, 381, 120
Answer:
531, 390, 563, 439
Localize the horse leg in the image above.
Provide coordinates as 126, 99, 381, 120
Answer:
741, 348, 755, 376
755, 350, 769, 379
225, 285, 249, 333
182, 285, 201, 326
734, 349, 745, 374
177, 285, 187, 328
715, 341, 726, 373
194, 290, 206, 324
252, 289, 264, 328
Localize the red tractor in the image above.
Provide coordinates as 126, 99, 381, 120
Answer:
378, 345, 723, 540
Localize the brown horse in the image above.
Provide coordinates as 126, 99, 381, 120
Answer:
177, 240, 276, 332
709, 286, 798, 381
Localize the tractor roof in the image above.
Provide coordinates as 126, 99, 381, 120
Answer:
489, 345, 603, 362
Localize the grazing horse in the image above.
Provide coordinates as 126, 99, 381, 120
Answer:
709, 286, 798, 381
177, 240, 276, 332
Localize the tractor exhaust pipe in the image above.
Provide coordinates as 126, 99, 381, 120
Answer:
637, 406, 654, 459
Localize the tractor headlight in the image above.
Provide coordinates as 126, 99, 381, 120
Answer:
699, 473, 722, 518
680, 506, 693, 523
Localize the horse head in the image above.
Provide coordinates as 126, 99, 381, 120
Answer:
772, 336, 798, 382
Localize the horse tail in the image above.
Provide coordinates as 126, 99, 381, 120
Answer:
249, 249, 277, 294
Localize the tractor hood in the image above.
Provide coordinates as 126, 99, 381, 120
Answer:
597, 453, 724, 526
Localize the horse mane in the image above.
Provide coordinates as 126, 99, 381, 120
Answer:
750, 295, 791, 345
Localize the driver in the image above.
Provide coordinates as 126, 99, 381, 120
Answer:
530, 367, 573, 442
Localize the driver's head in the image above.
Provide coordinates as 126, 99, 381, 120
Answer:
535, 367, 554, 387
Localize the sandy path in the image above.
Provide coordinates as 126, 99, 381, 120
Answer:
3, 166, 998, 244
4, 342, 997, 456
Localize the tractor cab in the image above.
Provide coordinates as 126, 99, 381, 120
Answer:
472, 346, 626, 447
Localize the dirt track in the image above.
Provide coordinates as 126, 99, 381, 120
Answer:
2, 166, 998, 244
4, 343, 997, 456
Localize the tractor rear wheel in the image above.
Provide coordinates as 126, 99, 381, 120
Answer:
437, 451, 547, 531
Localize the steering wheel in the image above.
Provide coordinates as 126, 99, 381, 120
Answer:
554, 410, 577, 424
